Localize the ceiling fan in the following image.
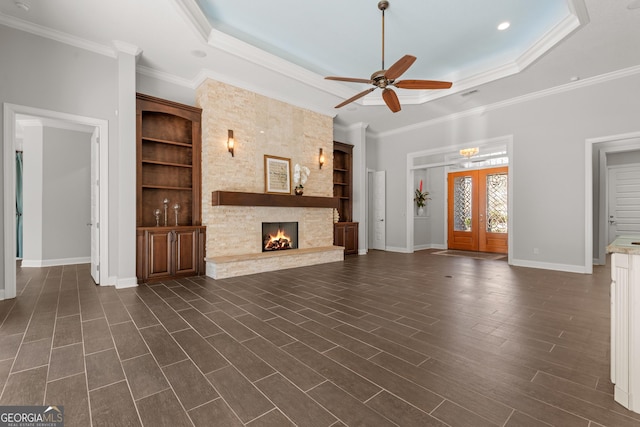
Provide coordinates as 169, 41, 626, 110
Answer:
325, 0, 453, 113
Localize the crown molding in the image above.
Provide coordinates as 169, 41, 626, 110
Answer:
137, 64, 334, 118
170, 0, 211, 41
136, 65, 198, 88
206, 27, 352, 99
0, 12, 116, 58
516, 13, 582, 71
377, 64, 640, 138
361, 7, 586, 108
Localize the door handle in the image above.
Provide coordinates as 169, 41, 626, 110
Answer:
86, 223, 93, 226
609, 219, 616, 224
379, 219, 384, 222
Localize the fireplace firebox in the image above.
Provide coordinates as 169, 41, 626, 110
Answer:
262, 222, 298, 252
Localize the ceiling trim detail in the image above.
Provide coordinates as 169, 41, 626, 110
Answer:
375, 64, 640, 138
206, 28, 351, 99
0, 12, 116, 58
173, 0, 588, 109
360, 11, 585, 107
170, 0, 211, 41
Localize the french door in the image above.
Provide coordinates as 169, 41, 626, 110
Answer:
447, 167, 508, 254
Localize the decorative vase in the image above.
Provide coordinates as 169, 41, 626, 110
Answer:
417, 206, 425, 216
294, 187, 304, 196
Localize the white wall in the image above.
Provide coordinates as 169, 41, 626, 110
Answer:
414, 166, 446, 250
41, 127, 91, 262
22, 124, 44, 264
371, 71, 640, 271
0, 24, 131, 293
137, 72, 197, 108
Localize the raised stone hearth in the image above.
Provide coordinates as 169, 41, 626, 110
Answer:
206, 246, 344, 279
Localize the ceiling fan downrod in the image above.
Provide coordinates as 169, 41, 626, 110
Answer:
379, 0, 389, 71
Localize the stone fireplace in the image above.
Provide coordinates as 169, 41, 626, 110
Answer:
196, 79, 344, 279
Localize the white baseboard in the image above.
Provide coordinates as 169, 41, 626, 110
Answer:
0, 289, 4, 300
414, 244, 446, 251
21, 257, 90, 268
509, 258, 589, 274
116, 277, 138, 289
385, 246, 412, 253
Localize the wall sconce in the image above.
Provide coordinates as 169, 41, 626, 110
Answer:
319, 148, 325, 169
227, 129, 235, 157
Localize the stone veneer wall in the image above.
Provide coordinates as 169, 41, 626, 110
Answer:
195, 79, 335, 259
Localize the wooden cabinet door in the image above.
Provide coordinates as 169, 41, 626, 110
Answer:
334, 223, 345, 248
146, 229, 172, 279
174, 228, 198, 276
334, 222, 359, 255
344, 223, 358, 255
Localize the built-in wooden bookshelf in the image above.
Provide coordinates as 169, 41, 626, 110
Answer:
333, 141, 358, 254
136, 93, 205, 282
333, 141, 353, 222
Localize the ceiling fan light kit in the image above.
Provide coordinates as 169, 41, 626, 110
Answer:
325, 0, 452, 113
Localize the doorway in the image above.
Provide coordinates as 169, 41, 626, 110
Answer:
447, 166, 508, 254
3, 103, 109, 300
607, 164, 640, 243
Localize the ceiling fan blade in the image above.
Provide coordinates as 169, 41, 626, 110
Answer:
394, 79, 453, 90
325, 76, 373, 84
335, 87, 377, 109
384, 55, 416, 80
382, 88, 401, 113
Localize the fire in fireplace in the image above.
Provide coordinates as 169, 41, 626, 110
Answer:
262, 222, 298, 252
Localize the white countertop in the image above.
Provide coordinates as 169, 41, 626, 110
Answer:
607, 236, 640, 255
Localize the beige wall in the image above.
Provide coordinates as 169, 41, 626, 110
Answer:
196, 79, 335, 258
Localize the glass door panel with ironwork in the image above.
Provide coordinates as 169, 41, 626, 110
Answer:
447, 167, 508, 254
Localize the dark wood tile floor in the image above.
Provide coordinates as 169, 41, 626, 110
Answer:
1, 250, 639, 426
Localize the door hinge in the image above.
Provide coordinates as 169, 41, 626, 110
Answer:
96, 222, 100, 229
96, 265, 100, 271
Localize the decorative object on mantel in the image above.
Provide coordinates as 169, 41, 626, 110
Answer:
163, 198, 170, 226
154, 209, 161, 227
293, 163, 310, 196
319, 148, 325, 169
333, 208, 340, 223
414, 179, 430, 216
264, 155, 292, 194
173, 203, 180, 226
227, 129, 235, 157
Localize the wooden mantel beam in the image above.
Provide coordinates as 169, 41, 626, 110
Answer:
211, 191, 339, 209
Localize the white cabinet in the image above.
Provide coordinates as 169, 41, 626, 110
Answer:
610, 251, 640, 413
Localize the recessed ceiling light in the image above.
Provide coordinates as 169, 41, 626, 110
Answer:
497, 21, 510, 31
15, 1, 30, 11
191, 50, 207, 58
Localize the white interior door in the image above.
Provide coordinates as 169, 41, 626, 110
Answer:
372, 170, 386, 250
90, 128, 100, 283
608, 164, 640, 244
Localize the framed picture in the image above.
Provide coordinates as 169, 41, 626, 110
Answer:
264, 155, 292, 194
